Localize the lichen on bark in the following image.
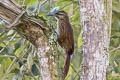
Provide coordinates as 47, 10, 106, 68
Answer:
79, 0, 112, 80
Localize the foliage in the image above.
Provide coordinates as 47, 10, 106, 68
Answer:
0, 0, 120, 80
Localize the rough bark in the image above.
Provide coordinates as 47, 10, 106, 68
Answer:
35, 37, 52, 80
79, 0, 112, 80
0, 0, 58, 80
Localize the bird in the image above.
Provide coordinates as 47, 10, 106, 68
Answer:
47, 10, 74, 79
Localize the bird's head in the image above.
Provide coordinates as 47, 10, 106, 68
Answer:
47, 10, 68, 20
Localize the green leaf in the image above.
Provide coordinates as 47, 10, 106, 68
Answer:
27, 53, 33, 70
27, 0, 38, 7
78, 31, 83, 48
7, 30, 14, 36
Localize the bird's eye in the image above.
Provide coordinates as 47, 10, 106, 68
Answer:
55, 11, 67, 20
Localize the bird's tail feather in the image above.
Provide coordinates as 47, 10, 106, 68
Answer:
63, 53, 71, 79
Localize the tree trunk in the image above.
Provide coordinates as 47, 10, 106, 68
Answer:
79, 0, 112, 80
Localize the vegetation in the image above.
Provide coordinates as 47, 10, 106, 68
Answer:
0, 0, 120, 80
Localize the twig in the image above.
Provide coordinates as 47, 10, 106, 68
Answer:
0, 55, 15, 58
2, 57, 17, 80
0, 32, 17, 54
61, 1, 73, 10
73, 69, 81, 80
22, 0, 25, 6
71, 64, 80, 77
7, 11, 25, 28
0, 39, 7, 46
110, 45, 120, 53
2, 42, 29, 80
36, 0, 47, 15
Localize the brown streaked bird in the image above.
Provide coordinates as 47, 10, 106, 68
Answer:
47, 10, 74, 79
